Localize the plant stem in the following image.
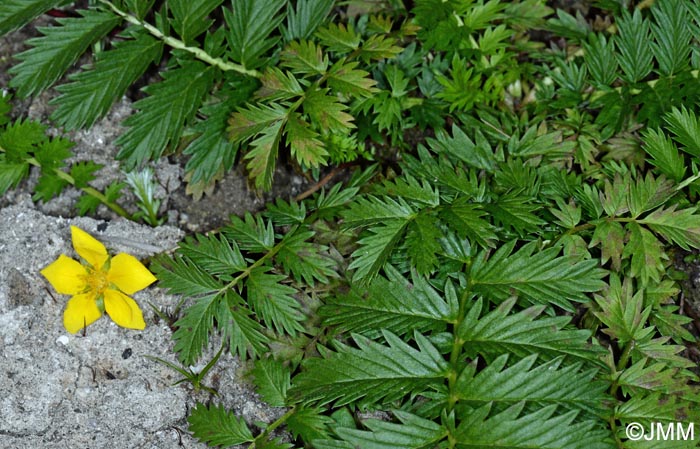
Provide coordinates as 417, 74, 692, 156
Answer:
26, 157, 130, 218
247, 406, 297, 449
219, 225, 299, 295
97, 0, 261, 78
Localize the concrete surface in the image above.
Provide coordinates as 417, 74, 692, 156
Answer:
0, 202, 278, 449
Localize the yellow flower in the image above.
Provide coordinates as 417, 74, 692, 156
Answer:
41, 226, 157, 333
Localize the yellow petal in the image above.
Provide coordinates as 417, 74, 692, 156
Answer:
41, 255, 87, 295
108, 253, 157, 294
64, 293, 102, 333
71, 226, 108, 269
103, 289, 146, 330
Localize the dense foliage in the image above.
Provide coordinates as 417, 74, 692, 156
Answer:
2, 0, 700, 448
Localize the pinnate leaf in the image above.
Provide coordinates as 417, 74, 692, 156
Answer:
251, 357, 290, 407
225, 0, 285, 69
9, 9, 119, 98
188, 403, 254, 447
116, 60, 216, 168
290, 331, 449, 407
246, 267, 304, 335
470, 240, 606, 311
52, 30, 163, 129
0, 0, 62, 35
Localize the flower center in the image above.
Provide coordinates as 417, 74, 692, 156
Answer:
84, 268, 109, 295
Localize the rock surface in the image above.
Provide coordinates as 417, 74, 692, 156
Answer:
0, 203, 277, 449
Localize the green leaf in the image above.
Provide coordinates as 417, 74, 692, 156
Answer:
316, 22, 361, 53
76, 180, 123, 215
34, 136, 72, 171
70, 161, 102, 188
216, 291, 270, 359
333, 410, 446, 449
455, 354, 605, 415
224, 0, 285, 69
224, 212, 275, 252
486, 191, 547, 236
470, 241, 606, 311
348, 220, 410, 283
375, 175, 440, 207
228, 102, 288, 144
429, 124, 497, 172
177, 233, 247, 279
633, 337, 695, 369
622, 222, 667, 286
284, 0, 334, 41
437, 57, 483, 112
0, 119, 47, 160
257, 438, 294, 449
286, 407, 333, 442
617, 358, 691, 396
321, 266, 458, 338
9, 9, 119, 98
33, 172, 68, 202
304, 87, 355, 134
439, 199, 498, 249
246, 267, 304, 335
584, 33, 617, 86
327, 59, 378, 98
264, 197, 307, 225
626, 173, 675, 219
359, 34, 402, 62
639, 205, 700, 250
454, 403, 611, 449
183, 101, 238, 185
615, 393, 693, 424
590, 220, 625, 271
169, 0, 223, 44
289, 331, 449, 407
172, 293, 220, 365
243, 119, 284, 190
593, 274, 653, 344
0, 0, 63, 35
51, 30, 163, 129
285, 113, 328, 168
614, 9, 653, 83
550, 198, 581, 229
0, 159, 28, 194
75, 192, 100, 216
153, 254, 223, 297
188, 403, 254, 447
251, 357, 290, 407
545, 9, 589, 41
663, 105, 700, 157
650, 0, 692, 77
457, 297, 605, 363
258, 67, 304, 101
116, 59, 216, 168
0, 93, 11, 126
280, 39, 328, 75
276, 229, 335, 285
123, 0, 155, 19
342, 195, 414, 227
641, 128, 686, 182
405, 212, 441, 274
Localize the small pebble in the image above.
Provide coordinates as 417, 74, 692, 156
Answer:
56, 335, 69, 346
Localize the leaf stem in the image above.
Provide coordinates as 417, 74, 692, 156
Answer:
97, 0, 261, 78
219, 226, 300, 295
26, 157, 130, 218
247, 406, 297, 449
